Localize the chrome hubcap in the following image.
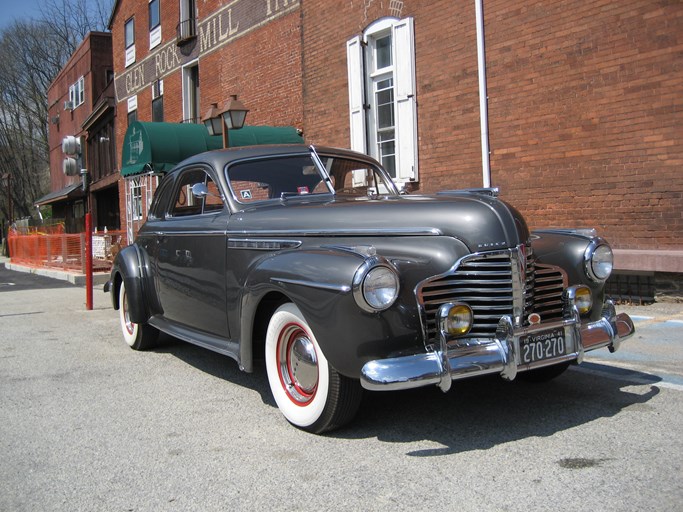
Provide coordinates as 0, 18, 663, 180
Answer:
278, 324, 319, 404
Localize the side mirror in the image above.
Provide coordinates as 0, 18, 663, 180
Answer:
191, 183, 209, 198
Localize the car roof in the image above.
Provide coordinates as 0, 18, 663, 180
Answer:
169, 144, 380, 173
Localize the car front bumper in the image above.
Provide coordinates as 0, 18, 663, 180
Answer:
360, 300, 635, 392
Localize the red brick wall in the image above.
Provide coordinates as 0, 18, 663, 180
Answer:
110, 0, 303, 238
109, 0, 682, 254
484, 0, 683, 250
302, 0, 682, 252
47, 33, 113, 193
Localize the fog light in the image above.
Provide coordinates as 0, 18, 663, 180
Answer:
573, 286, 593, 314
438, 303, 473, 337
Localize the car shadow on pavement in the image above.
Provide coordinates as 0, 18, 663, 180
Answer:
152, 334, 274, 401
337, 366, 661, 453
151, 335, 661, 451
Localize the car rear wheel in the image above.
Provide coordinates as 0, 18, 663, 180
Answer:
118, 281, 158, 351
265, 303, 362, 434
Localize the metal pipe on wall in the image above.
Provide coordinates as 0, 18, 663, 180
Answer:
475, 0, 492, 188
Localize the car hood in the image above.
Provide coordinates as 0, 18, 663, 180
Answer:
229, 193, 530, 252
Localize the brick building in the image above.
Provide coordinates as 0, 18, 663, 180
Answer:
108, 0, 682, 285
108, 0, 303, 240
42, 32, 119, 233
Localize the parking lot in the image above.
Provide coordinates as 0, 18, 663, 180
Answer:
1, 266, 682, 511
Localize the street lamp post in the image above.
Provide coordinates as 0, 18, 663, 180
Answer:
201, 95, 249, 148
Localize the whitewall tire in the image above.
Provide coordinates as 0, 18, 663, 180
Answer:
265, 303, 362, 433
118, 281, 158, 351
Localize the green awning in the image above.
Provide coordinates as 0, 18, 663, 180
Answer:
121, 121, 222, 177
226, 125, 303, 147
120, 122, 303, 177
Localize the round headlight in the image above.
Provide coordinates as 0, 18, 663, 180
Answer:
362, 266, 399, 311
587, 243, 613, 281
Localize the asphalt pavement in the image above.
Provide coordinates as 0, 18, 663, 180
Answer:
1, 262, 682, 512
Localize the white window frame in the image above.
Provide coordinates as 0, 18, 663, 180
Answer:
149, 0, 162, 49
130, 178, 144, 221
125, 17, 136, 67
182, 62, 200, 123
68, 77, 85, 109
152, 79, 164, 122
347, 17, 418, 184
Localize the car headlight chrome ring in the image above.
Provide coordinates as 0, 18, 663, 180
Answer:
353, 257, 400, 313
584, 239, 613, 282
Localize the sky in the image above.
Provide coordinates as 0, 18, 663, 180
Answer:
0, 0, 45, 30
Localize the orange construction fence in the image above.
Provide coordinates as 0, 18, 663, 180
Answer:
7, 228, 125, 273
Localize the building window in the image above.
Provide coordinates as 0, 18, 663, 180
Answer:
68, 76, 85, 109
152, 80, 164, 122
125, 17, 136, 67
178, 0, 197, 40
128, 110, 138, 126
149, 0, 161, 49
130, 178, 143, 221
182, 63, 200, 123
347, 17, 417, 184
127, 95, 138, 126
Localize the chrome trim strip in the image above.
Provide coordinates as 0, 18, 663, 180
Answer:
148, 231, 226, 237
271, 277, 351, 293
226, 227, 443, 237
228, 239, 302, 250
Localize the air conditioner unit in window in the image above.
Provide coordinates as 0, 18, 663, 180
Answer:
63, 101, 74, 111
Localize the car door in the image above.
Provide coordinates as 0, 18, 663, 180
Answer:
155, 165, 230, 339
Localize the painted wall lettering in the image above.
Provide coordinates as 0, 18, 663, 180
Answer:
114, 0, 299, 103
124, 64, 146, 94
155, 45, 181, 76
266, 0, 293, 16
200, 9, 240, 53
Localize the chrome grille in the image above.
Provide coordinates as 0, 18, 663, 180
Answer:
418, 248, 566, 340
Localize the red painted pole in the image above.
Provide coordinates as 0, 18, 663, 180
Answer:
85, 212, 93, 310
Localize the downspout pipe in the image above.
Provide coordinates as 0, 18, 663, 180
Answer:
475, 0, 492, 188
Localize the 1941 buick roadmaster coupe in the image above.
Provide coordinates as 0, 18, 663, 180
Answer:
106, 145, 635, 433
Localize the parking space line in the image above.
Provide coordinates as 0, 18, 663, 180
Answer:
573, 362, 683, 392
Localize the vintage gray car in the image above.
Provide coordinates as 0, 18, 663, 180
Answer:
107, 145, 635, 433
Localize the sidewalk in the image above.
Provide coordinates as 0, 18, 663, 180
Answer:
0, 255, 110, 286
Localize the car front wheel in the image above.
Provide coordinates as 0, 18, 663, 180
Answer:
265, 303, 362, 434
118, 281, 158, 351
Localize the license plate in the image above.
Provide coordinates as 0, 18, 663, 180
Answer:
520, 327, 567, 364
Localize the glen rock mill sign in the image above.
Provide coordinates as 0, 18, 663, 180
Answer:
114, 0, 299, 103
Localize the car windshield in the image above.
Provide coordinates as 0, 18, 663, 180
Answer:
226, 153, 396, 204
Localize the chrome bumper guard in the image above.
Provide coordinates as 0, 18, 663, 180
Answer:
360, 300, 635, 392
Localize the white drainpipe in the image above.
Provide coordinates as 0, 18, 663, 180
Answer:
475, 0, 492, 188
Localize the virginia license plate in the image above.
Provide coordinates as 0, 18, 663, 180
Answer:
520, 327, 567, 364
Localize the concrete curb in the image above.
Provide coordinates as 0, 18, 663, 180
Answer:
3, 260, 110, 287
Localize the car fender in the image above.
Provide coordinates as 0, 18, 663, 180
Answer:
238, 247, 423, 378
531, 229, 609, 320
111, 244, 157, 325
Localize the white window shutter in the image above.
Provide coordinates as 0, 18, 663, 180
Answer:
392, 17, 418, 182
346, 36, 367, 154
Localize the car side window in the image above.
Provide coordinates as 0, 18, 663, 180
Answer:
148, 177, 174, 220
170, 168, 223, 217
